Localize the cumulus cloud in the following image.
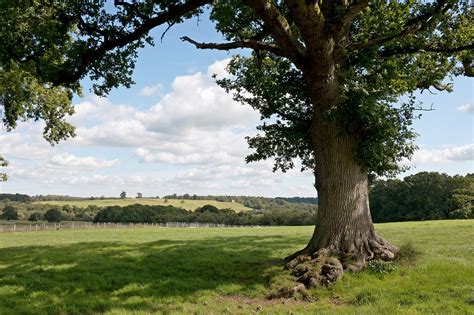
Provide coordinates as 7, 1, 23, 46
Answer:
0, 125, 51, 160
405, 144, 474, 165
49, 153, 119, 169
136, 72, 258, 134
456, 103, 474, 113
138, 83, 163, 97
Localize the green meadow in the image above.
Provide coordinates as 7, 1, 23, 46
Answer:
0, 220, 472, 314
35, 198, 252, 212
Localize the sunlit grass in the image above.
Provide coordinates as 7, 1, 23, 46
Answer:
0, 220, 472, 314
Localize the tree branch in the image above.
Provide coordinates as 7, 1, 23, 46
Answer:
180, 36, 286, 57
336, 0, 368, 30
240, 0, 306, 67
283, 0, 325, 55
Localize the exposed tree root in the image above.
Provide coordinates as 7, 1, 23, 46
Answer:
272, 237, 398, 299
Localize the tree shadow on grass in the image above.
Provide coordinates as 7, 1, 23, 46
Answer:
0, 234, 307, 314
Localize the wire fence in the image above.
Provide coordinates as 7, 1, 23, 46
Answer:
0, 221, 258, 233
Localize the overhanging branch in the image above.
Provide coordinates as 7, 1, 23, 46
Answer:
180, 36, 286, 57
51, 0, 211, 86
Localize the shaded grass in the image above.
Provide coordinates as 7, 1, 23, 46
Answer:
34, 198, 252, 212
0, 220, 472, 314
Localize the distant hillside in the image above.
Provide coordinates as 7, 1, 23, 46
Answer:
34, 198, 252, 212
162, 194, 318, 210
275, 197, 318, 204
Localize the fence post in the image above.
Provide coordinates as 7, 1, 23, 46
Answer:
35, 224, 38, 232
13, 224, 16, 233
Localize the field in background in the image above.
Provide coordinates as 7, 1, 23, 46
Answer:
35, 198, 252, 212
0, 220, 472, 314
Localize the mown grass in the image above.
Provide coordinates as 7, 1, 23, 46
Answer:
0, 220, 472, 314
34, 198, 252, 212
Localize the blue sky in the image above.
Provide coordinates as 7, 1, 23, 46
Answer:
0, 13, 472, 198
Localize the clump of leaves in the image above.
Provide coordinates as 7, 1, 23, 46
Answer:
395, 241, 422, 267
366, 260, 395, 274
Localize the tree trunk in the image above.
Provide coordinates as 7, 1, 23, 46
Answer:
309, 119, 396, 262
283, 52, 397, 288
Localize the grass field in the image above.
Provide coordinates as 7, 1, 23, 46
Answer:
0, 220, 472, 314
35, 198, 252, 212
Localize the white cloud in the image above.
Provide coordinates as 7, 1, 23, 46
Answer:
49, 153, 119, 169
0, 124, 51, 160
207, 58, 232, 79
456, 103, 474, 113
405, 144, 474, 165
135, 148, 236, 165
138, 84, 163, 97
136, 72, 258, 134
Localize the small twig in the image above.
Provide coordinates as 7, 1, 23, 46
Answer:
160, 22, 175, 42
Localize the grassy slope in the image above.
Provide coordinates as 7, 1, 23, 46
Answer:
0, 220, 472, 314
34, 198, 252, 212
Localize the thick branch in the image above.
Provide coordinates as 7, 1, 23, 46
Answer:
180, 36, 286, 57
341, 0, 369, 24
52, 0, 211, 86
240, 0, 306, 67
347, 0, 453, 52
283, 0, 325, 54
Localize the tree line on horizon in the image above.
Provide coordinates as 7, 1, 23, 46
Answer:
1, 172, 472, 224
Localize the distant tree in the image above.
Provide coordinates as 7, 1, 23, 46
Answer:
28, 212, 44, 221
370, 172, 473, 222
120, 191, 126, 199
1, 205, 18, 220
62, 205, 73, 213
44, 209, 62, 222
136, 192, 143, 199
196, 205, 219, 213
451, 188, 474, 219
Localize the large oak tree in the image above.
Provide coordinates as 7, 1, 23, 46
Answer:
1, 0, 472, 285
